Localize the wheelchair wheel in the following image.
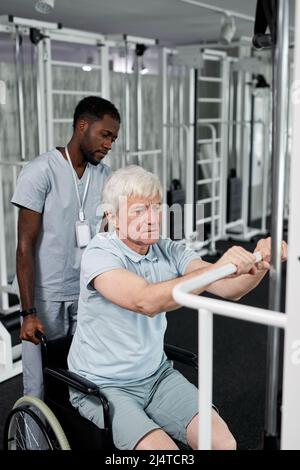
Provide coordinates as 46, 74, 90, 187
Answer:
4, 395, 71, 450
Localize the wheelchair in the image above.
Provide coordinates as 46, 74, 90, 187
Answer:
3, 334, 198, 450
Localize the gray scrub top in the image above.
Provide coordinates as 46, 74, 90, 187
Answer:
11, 148, 111, 301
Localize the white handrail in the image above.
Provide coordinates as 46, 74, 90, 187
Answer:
173, 252, 286, 329
172, 252, 287, 449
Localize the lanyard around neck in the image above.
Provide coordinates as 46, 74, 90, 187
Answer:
65, 146, 91, 221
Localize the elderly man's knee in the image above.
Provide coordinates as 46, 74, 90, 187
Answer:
213, 430, 237, 450
212, 411, 237, 451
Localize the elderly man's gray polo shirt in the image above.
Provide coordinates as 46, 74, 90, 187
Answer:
68, 232, 200, 386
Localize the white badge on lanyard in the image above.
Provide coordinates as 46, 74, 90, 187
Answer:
65, 146, 91, 248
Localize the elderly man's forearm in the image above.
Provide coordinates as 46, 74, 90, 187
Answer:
138, 265, 217, 317
220, 269, 268, 301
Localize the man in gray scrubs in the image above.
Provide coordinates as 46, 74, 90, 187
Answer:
11, 96, 120, 400
68, 165, 287, 450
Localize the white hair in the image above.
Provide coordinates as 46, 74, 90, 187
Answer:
102, 165, 162, 213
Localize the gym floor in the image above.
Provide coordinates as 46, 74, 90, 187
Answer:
0, 239, 286, 450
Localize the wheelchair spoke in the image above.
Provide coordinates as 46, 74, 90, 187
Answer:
23, 412, 40, 449
15, 414, 27, 450
5, 390, 71, 450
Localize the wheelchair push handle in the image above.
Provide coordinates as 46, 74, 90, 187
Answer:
35, 329, 47, 345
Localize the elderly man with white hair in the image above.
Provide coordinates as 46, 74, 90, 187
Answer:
68, 165, 287, 451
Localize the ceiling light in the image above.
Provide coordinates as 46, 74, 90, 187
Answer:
35, 0, 55, 14
140, 59, 148, 75
219, 14, 236, 45
132, 59, 148, 75
82, 56, 93, 72
82, 65, 92, 72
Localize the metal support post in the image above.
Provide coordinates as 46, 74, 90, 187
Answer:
15, 27, 26, 161
264, 0, 289, 449
281, 0, 300, 448
185, 68, 195, 241
198, 308, 213, 450
160, 49, 168, 239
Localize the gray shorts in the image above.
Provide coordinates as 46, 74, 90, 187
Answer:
70, 360, 198, 450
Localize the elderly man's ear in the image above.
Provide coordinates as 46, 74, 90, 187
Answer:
106, 211, 118, 230
99, 211, 115, 232
99, 214, 108, 232
106, 211, 114, 223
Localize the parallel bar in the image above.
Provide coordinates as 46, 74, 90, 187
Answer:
172, 264, 286, 330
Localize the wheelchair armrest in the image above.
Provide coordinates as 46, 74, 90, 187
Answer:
44, 367, 99, 395
164, 344, 198, 370
44, 367, 110, 432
